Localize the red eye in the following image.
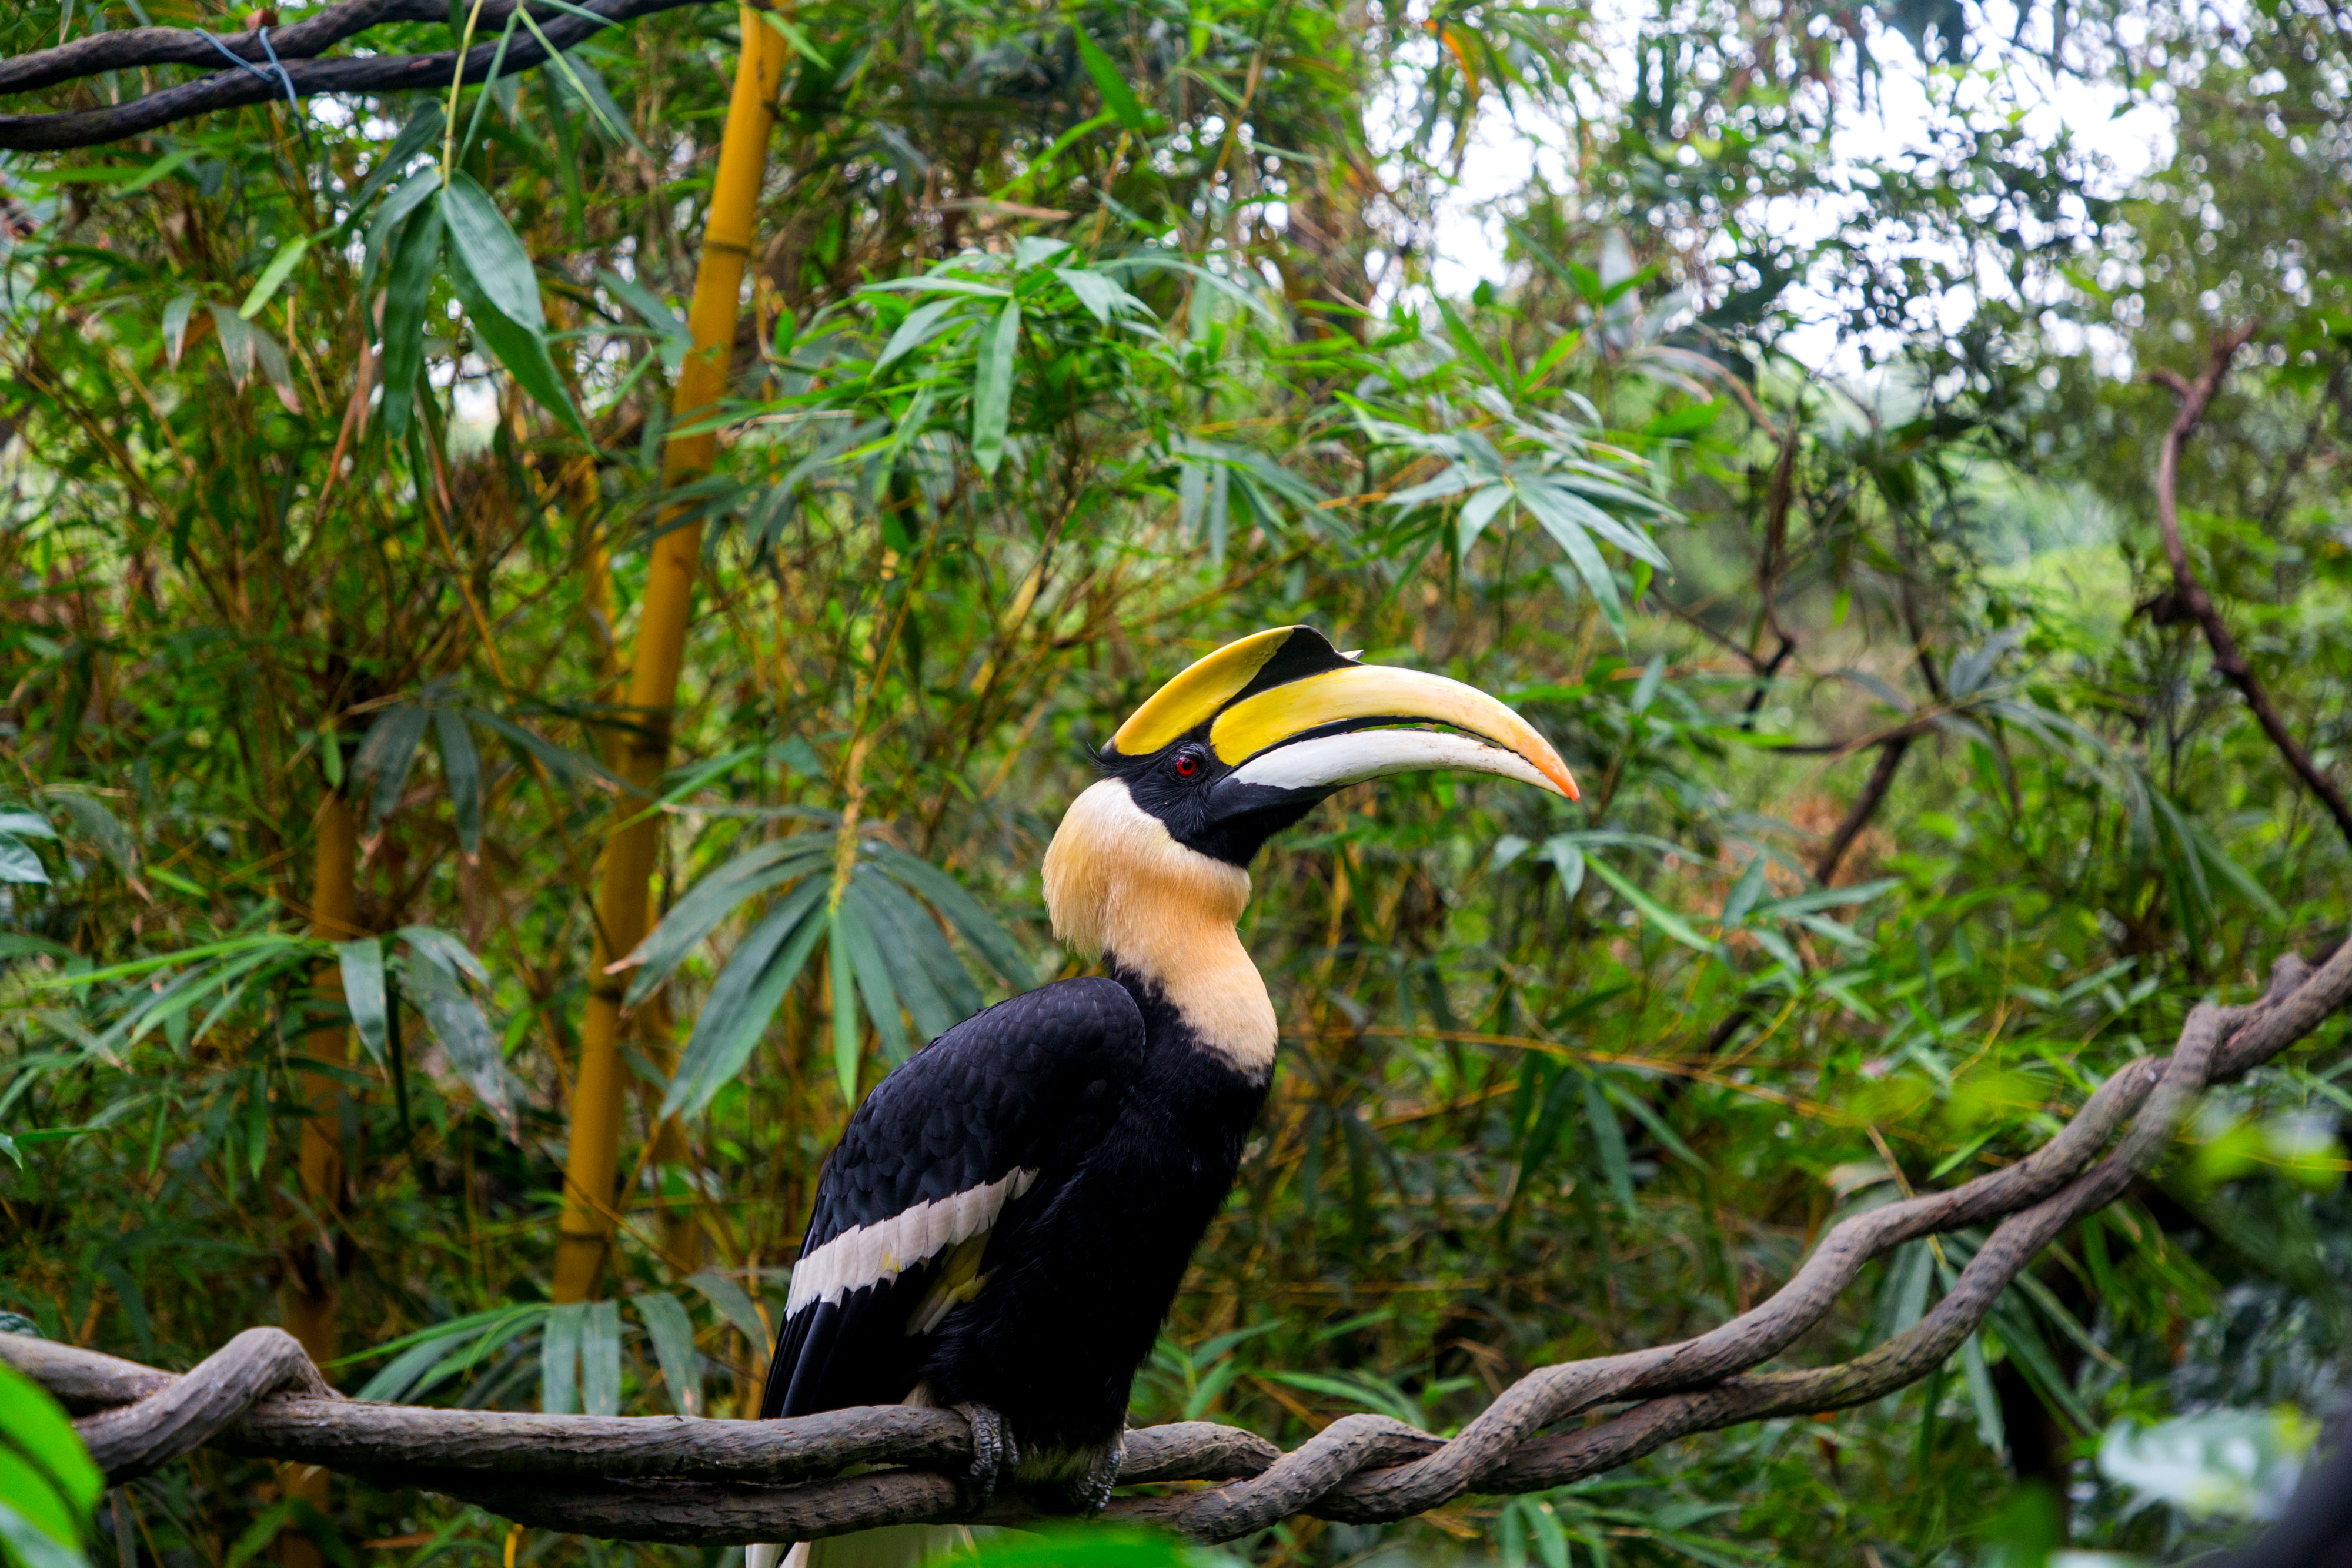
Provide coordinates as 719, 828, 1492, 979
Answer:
1174, 751, 1201, 778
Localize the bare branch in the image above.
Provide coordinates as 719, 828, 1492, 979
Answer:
2150, 323, 2352, 851
9, 934, 2346, 1546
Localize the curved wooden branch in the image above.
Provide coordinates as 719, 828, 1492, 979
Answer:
7, 935, 2348, 1545
0, 0, 442, 96
0, 0, 719, 153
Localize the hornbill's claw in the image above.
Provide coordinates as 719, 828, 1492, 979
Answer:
953, 1402, 1019, 1510
1072, 1431, 1125, 1516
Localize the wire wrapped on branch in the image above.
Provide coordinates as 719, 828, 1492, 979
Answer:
0, 0, 722, 153
8, 933, 2349, 1545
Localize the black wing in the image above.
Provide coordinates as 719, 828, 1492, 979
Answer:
759, 976, 1144, 1418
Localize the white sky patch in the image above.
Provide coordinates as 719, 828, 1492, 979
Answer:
1365, 0, 2177, 379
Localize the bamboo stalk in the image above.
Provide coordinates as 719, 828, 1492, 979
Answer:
552, 9, 788, 1303
279, 787, 359, 1566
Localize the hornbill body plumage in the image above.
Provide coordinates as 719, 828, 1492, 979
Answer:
751, 627, 1576, 1558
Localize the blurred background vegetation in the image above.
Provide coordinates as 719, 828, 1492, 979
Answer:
1, 0, 2348, 1563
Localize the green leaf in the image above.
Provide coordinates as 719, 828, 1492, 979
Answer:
970, 296, 1021, 476
402, 952, 516, 1139
238, 235, 311, 320
346, 103, 445, 222
1052, 267, 1151, 326
1071, 26, 1152, 133
684, 1272, 768, 1345
438, 173, 544, 332
626, 835, 831, 1007
830, 919, 861, 1104
43, 794, 134, 877
580, 1300, 622, 1417
0, 836, 49, 886
377, 203, 443, 441
539, 1302, 583, 1415
867, 845, 1030, 989
1582, 1070, 1636, 1211
834, 885, 908, 1062
338, 939, 389, 1069
352, 705, 429, 833
660, 877, 829, 1120
631, 1291, 701, 1416
161, 292, 200, 368
446, 260, 590, 439
870, 297, 965, 378
0, 1362, 101, 1561
432, 709, 483, 860
1581, 857, 1717, 953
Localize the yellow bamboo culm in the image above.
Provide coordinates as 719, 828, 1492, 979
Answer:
279, 790, 359, 1565
552, 9, 789, 1304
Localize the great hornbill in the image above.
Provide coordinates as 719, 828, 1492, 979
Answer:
749, 626, 1576, 1559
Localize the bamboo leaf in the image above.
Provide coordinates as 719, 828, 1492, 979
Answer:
377, 203, 443, 440
239, 235, 311, 320
581, 1300, 622, 1417
446, 259, 590, 439
684, 1271, 769, 1345
402, 951, 516, 1139
971, 296, 1021, 475
432, 709, 483, 860
867, 845, 1030, 988
352, 705, 430, 831
439, 173, 545, 332
871, 297, 965, 377
834, 885, 909, 1061
624, 835, 832, 1005
338, 939, 389, 1069
661, 877, 829, 1120
830, 922, 861, 1104
1581, 856, 1717, 954
45, 793, 135, 876
1072, 26, 1152, 132
539, 1302, 583, 1415
0, 835, 47, 885
1582, 1069, 1636, 1211
632, 1291, 701, 1416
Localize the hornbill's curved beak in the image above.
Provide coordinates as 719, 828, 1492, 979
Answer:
1103, 627, 1576, 861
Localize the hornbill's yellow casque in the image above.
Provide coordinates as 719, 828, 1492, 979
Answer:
753, 626, 1576, 1537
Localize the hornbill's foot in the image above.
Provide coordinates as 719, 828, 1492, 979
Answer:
1070, 1432, 1125, 1516
953, 1402, 1020, 1510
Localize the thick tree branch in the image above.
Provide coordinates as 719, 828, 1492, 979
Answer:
11, 934, 2348, 1546
2150, 323, 2352, 851
0, 0, 719, 153
0, 0, 442, 96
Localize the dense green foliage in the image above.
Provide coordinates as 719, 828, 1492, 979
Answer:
2, 0, 2349, 1564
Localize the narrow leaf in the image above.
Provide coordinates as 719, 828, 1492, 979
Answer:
539, 1302, 583, 1415
580, 1300, 622, 1417
339, 938, 389, 1068
1071, 26, 1151, 132
432, 709, 483, 860
970, 296, 1021, 476
632, 1291, 701, 1416
439, 173, 545, 331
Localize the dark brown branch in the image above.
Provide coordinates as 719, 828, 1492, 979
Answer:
0, 0, 438, 96
11, 935, 2347, 1545
1812, 732, 1910, 883
0, 0, 719, 152
2150, 323, 2352, 851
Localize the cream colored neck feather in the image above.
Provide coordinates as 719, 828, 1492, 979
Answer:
1041, 780, 1277, 1076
